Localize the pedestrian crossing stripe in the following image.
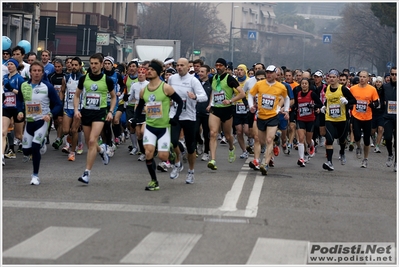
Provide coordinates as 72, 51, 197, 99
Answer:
3, 227, 396, 264
247, 238, 309, 264
120, 232, 202, 264
3, 226, 99, 260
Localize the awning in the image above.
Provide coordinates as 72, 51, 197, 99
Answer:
113, 36, 123, 45
261, 10, 276, 19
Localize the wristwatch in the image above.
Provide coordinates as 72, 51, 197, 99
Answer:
229, 100, 233, 104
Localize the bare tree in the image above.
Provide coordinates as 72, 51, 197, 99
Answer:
138, 3, 227, 58
332, 3, 396, 74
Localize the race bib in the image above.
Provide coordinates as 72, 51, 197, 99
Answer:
4, 92, 16, 107
85, 93, 101, 110
146, 101, 162, 118
68, 91, 75, 103
236, 103, 247, 114
174, 98, 187, 110
328, 104, 341, 118
298, 102, 311, 117
25, 101, 42, 118
261, 94, 275, 110
214, 91, 226, 105
107, 92, 111, 102
355, 100, 367, 113
387, 100, 396, 114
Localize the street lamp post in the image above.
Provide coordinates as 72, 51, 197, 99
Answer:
229, 3, 233, 63
229, 4, 239, 64
123, 2, 128, 62
191, 3, 196, 60
302, 36, 306, 70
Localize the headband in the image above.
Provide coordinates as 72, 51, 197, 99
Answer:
149, 62, 163, 76
8, 58, 19, 69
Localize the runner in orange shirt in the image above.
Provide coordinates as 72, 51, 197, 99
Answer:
248, 65, 290, 175
350, 70, 380, 168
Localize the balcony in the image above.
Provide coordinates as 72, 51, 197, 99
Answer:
3, 3, 35, 15
40, 9, 140, 38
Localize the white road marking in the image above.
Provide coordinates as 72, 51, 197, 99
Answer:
245, 175, 264, 217
3, 226, 99, 260
246, 237, 309, 264
120, 232, 202, 264
218, 171, 247, 212
3, 200, 239, 216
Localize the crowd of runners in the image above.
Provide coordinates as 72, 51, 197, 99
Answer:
2, 45, 397, 190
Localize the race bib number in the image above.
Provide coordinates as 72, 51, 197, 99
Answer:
25, 101, 42, 118
356, 100, 367, 113
298, 102, 311, 117
174, 99, 187, 110
261, 94, 275, 110
146, 101, 162, 118
86, 93, 101, 110
107, 92, 111, 102
214, 92, 226, 105
4, 92, 16, 107
329, 104, 341, 118
387, 100, 396, 114
236, 103, 247, 114
68, 91, 75, 102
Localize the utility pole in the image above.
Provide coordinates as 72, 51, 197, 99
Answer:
123, 2, 128, 62
191, 3, 196, 60
229, 3, 233, 63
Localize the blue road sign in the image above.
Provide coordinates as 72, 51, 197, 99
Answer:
248, 31, 257, 40
350, 66, 355, 73
322, 34, 332, 44
387, 62, 393, 69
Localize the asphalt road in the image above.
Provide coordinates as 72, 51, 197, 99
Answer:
2, 130, 397, 265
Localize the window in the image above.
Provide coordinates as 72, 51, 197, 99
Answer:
58, 3, 71, 25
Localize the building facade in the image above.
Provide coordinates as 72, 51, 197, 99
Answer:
3, 3, 40, 54
3, 3, 140, 63
202, 2, 315, 68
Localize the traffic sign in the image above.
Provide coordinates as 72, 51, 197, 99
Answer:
248, 31, 257, 40
349, 66, 355, 73
322, 34, 332, 44
386, 61, 393, 69
193, 50, 201, 55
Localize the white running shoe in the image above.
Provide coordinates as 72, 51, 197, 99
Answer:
100, 144, 110, 165
40, 138, 47, 155
170, 162, 184, 179
138, 154, 146, 161
30, 175, 40, 185
386, 155, 394, 167
239, 151, 249, 159
186, 171, 195, 184
361, 159, 368, 168
157, 162, 168, 172
78, 171, 90, 184
130, 147, 138, 155
201, 153, 209, 161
